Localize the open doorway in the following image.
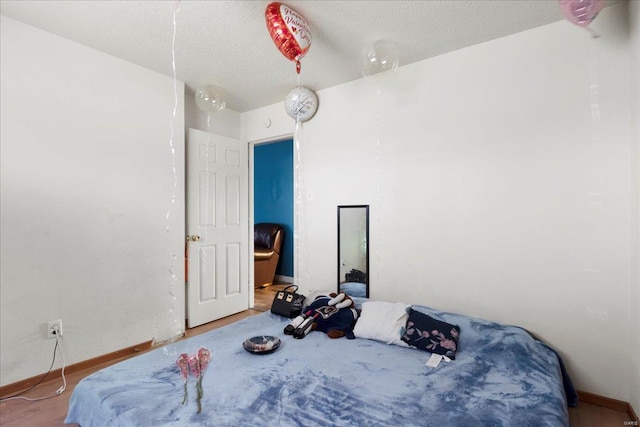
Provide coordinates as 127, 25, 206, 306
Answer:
253, 139, 294, 291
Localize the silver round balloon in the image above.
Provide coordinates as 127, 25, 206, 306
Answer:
284, 86, 318, 122
361, 41, 399, 77
194, 86, 226, 113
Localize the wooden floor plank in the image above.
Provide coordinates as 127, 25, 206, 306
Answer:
568, 402, 635, 427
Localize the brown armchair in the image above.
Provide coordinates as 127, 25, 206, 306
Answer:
254, 223, 285, 288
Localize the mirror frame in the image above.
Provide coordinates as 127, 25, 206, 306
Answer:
337, 205, 370, 298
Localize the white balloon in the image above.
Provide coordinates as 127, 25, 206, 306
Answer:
284, 86, 318, 122
361, 41, 399, 77
195, 86, 226, 113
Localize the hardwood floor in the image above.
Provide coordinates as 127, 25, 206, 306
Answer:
0, 283, 635, 426
569, 401, 635, 427
254, 281, 291, 311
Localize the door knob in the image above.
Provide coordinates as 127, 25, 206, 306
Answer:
188, 235, 201, 241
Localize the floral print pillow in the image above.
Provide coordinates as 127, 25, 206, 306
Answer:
401, 309, 460, 359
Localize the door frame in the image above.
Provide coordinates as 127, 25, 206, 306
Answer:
248, 133, 294, 308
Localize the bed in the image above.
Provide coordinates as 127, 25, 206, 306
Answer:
338, 281, 367, 298
65, 300, 572, 426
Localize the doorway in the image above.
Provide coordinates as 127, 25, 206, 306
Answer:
252, 139, 294, 286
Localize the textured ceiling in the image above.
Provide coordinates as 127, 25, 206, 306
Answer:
0, 1, 568, 112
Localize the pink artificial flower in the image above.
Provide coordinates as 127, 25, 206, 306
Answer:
188, 355, 201, 379
176, 353, 190, 405
179, 347, 211, 413
176, 353, 189, 380
198, 347, 211, 373
194, 347, 211, 414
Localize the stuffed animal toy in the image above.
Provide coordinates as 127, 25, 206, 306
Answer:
284, 292, 359, 339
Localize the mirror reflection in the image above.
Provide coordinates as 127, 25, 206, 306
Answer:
337, 205, 369, 298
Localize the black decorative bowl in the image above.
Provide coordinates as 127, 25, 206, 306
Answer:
243, 335, 281, 354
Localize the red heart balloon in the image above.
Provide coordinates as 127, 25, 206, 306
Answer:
265, 2, 312, 74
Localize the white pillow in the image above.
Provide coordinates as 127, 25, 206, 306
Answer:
353, 301, 410, 346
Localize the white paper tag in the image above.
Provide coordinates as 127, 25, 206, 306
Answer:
443, 356, 451, 363
425, 353, 443, 368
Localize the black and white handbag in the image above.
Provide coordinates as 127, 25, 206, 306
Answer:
270, 285, 305, 318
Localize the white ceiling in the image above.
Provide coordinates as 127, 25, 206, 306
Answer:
0, 0, 568, 112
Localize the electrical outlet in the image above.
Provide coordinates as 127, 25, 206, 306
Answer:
47, 319, 63, 339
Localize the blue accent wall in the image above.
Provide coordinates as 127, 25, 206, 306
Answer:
254, 139, 293, 277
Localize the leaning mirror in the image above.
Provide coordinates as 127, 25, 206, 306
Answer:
337, 205, 369, 298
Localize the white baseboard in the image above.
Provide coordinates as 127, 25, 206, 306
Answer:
275, 275, 294, 284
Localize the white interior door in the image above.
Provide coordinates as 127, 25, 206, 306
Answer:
186, 128, 248, 328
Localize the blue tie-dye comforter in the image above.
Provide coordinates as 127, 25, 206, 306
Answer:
65, 305, 569, 426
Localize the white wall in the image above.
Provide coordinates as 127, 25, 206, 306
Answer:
184, 94, 241, 139
629, 0, 640, 415
0, 16, 185, 386
243, 3, 639, 404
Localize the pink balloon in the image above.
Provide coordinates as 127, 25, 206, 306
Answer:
559, 0, 605, 29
